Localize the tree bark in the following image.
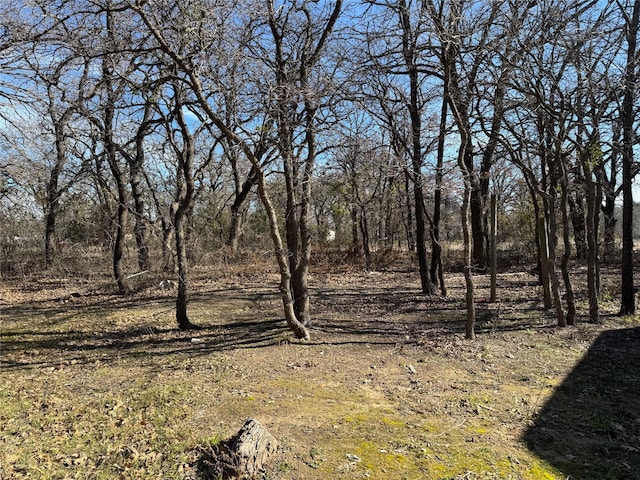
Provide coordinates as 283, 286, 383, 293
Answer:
102, 10, 128, 295
175, 206, 196, 330
403, 168, 415, 252
546, 193, 566, 327
129, 124, 151, 272
584, 166, 600, 323
462, 183, 476, 340
560, 167, 576, 326
568, 191, 587, 260
537, 215, 552, 310
258, 176, 310, 340
399, 1, 434, 294
601, 122, 620, 254
195, 418, 278, 480
431, 93, 447, 295
620, 0, 639, 315
44, 152, 62, 268
489, 193, 497, 303
170, 88, 202, 331
226, 166, 257, 251
359, 207, 372, 269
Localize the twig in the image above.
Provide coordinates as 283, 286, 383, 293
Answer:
434, 418, 468, 437
125, 270, 148, 279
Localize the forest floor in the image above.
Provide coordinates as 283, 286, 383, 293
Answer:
1, 251, 640, 479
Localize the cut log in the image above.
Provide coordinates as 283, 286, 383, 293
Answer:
193, 418, 278, 479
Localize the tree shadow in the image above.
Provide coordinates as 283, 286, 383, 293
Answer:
522, 326, 640, 480
1, 275, 573, 371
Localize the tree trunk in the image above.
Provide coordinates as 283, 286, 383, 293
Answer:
175, 207, 199, 330
130, 167, 149, 272
538, 215, 553, 309
546, 194, 566, 327
195, 418, 278, 480
568, 191, 587, 260
560, 170, 576, 326
584, 162, 600, 323
44, 174, 60, 268
470, 185, 488, 270
403, 168, 415, 252
602, 190, 617, 254
103, 5, 128, 295
112, 195, 128, 295
162, 220, 175, 273
360, 207, 372, 270
601, 122, 620, 255
414, 182, 434, 294
175, 211, 190, 329
350, 207, 359, 251
104, 126, 127, 295
258, 176, 309, 340
130, 144, 150, 272
226, 167, 258, 251
170, 89, 202, 331
466, 137, 488, 271
462, 183, 476, 340
291, 116, 315, 326
619, 0, 639, 315
490, 193, 497, 303
401, 4, 434, 294
431, 93, 447, 295
44, 130, 64, 268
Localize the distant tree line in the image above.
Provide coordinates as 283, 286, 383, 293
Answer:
0, 0, 638, 338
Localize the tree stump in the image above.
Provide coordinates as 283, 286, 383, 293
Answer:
194, 418, 278, 479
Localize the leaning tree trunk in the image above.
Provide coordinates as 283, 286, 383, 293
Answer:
258, 176, 310, 340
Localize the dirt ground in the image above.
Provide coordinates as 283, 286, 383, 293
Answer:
1, 254, 639, 479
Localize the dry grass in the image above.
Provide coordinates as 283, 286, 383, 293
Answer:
1, 257, 639, 479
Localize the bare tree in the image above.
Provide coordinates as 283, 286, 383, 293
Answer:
357, 0, 439, 293
130, 0, 312, 339
263, 0, 343, 324
159, 81, 217, 330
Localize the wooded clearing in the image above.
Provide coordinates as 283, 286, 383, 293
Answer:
2, 256, 639, 479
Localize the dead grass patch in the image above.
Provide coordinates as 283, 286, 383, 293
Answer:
1, 264, 639, 479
